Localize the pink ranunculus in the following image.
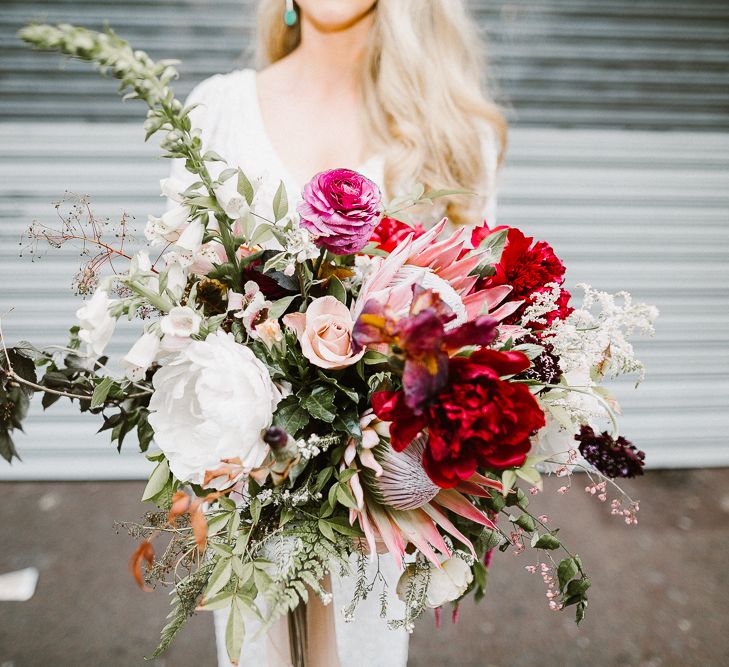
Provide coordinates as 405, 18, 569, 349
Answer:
283, 296, 365, 369
297, 168, 382, 255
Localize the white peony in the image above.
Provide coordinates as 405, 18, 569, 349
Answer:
397, 555, 473, 609
76, 288, 116, 358
148, 331, 281, 488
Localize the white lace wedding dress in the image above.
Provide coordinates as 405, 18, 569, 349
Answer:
167, 68, 497, 667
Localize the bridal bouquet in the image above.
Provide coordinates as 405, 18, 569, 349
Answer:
2, 25, 658, 664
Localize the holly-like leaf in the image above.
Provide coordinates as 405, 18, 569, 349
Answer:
534, 533, 561, 550
273, 397, 310, 436
557, 557, 579, 592
300, 386, 337, 423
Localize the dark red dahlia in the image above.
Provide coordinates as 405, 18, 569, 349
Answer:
476, 225, 572, 326
576, 425, 645, 479
369, 217, 425, 253
372, 349, 546, 488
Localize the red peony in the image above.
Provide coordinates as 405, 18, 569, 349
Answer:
369, 217, 425, 253
473, 224, 572, 326
372, 349, 546, 488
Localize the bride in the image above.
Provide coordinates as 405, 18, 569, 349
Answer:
168, 1, 506, 664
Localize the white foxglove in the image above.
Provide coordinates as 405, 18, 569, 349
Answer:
75, 288, 116, 358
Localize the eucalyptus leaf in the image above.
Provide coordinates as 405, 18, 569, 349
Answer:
272, 181, 288, 222
327, 275, 347, 305
237, 169, 255, 206
141, 459, 170, 502
225, 598, 245, 664
90, 376, 115, 409
205, 558, 233, 599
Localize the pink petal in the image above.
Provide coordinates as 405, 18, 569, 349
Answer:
434, 489, 497, 530
368, 502, 405, 568
420, 503, 475, 557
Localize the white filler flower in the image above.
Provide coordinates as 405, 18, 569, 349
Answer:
148, 330, 281, 488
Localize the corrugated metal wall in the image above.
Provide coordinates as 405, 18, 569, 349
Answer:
1, 1, 727, 479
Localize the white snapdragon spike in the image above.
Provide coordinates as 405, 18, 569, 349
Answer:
122, 331, 160, 381
145, 204, 189, 244
75, 288, 116, 358
147, 330, 281, 488
396, 555, 474, 609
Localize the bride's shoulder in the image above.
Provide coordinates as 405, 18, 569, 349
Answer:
185, 68, 255, 108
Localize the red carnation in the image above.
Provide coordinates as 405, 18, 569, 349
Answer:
372, 349, 546, 488
369, 217, 425, 253
475, 225, 572, 326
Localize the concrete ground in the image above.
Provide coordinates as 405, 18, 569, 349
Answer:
1, 469, 727, 667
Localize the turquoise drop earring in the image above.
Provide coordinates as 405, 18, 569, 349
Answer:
284, 0, 297, 26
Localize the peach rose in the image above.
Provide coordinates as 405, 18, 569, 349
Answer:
283, 296, 364, 369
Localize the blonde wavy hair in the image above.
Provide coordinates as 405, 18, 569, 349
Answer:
256, 0, 507, 225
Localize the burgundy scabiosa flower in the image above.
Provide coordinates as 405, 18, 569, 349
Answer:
297, 168, 382, 255
519, 333, 562, 385
576, 425, 645, 478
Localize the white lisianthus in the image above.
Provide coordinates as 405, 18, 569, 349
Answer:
397, 555, 473, 609
145, 204, 189, 244
148, 331, 281, 488
76, 288, 116, 358
122, 331, 161, 381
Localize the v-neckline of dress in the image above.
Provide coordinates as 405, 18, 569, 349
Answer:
245, 69, 379, 193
